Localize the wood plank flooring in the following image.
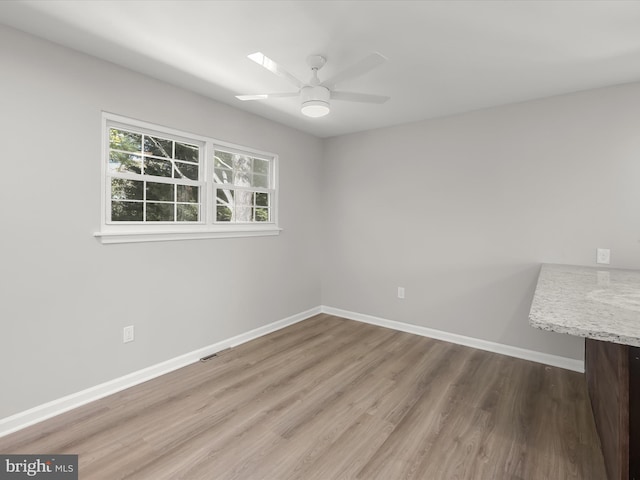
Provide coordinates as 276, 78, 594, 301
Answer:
0, 314, 606, 479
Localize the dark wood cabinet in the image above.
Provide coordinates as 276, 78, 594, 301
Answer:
585, 339, 640, 480
630, 348, 640, 480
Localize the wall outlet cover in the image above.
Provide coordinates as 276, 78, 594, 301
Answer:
596, 248, 610, 265
123, 325, 135, 343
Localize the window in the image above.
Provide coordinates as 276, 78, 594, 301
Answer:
96, 113, 279, 244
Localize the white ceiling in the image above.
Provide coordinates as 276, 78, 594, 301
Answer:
2, 0, 640, 138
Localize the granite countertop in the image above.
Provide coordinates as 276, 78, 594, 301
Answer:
529, 263, 640, 347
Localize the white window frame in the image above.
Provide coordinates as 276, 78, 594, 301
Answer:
95, 113, 280, 244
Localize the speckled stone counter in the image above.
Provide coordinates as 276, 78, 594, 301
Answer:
529, 263, 640, 480
529, 263, 640, 347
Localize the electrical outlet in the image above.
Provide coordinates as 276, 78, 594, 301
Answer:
397, 287, 405, 299
596, 248, 610, 265
123, 325, 134, 343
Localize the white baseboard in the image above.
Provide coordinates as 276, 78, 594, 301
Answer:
0, 306, 321, 438
321, 306, 584, 373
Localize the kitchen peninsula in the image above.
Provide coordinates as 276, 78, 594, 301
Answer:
530, 263, 640, 480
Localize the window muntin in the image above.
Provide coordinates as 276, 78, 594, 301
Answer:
99, 114, 279, 243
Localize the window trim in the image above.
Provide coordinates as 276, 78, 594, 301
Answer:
95, 113, 281, 244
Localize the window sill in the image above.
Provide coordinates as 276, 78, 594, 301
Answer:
94, 225, 282, 244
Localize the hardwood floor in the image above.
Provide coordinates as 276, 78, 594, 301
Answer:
0, 314, 606, 479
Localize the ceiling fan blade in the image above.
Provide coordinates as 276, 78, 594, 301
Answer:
236, 92, 299, 101
331, 91, 390, 104
247, 52, 304, 89
321, 52, 387, 89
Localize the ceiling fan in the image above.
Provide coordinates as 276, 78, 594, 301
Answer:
236, 52, 390, 118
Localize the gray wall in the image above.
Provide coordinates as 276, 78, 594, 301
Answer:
322, 83, 640, 359
0, 26, 323, 419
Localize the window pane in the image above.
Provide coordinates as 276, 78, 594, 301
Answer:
234, 190, 253, 222
112, 201, 143, 221
146, 203, 174, 221
216, 189, 233, 222
252, 174, 269, 188
110, 128, 141, 152
234, 156, 252, 187
144, 158, 172, 177
214, 168, 232, 184
254, 207, 269, 222
109, 152, 142, 174
111, 178, 143, 200
175, 142, 199, 163
216, 188, 233, 204
146, 182, 174, 201
255, 192, 269, 207
177, 204, 199, 222
214, 151, 234, 169
144, 135, 172, 158
174, 162, 198, 180
177, 185, 198, 203
253, 158, 269, 175
216, 205, 232, 222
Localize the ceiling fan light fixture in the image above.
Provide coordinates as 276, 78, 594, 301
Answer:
300, 85, 330, 118
301, 100, 330, 118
